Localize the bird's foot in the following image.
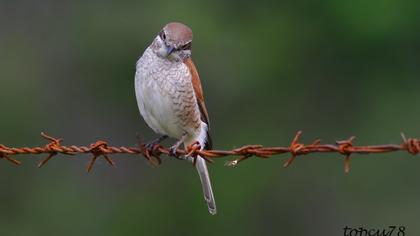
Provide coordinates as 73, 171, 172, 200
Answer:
169, 146, 178, 158
145, 135, 168, 151
169, 144, 183, 160
169, 134, 187, 160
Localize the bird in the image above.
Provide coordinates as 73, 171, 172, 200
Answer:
134, 22, 216, 215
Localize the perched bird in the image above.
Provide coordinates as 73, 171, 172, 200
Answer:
135, 22, 216, 215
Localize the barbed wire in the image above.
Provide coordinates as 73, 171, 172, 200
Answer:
0, 131, 419, 173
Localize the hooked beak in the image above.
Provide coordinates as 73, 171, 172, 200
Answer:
156, 43, 175, 58
166, 46, 175, 55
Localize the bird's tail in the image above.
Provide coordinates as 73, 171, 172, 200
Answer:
185, 124, 216, 215
195, 156, 217, 215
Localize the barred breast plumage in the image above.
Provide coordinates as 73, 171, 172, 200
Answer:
135, 47, 201, 140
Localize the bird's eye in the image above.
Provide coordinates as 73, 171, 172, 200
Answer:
159, 30, 166, 40
180, 42, 192, 50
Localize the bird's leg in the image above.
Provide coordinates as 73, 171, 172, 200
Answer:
145, 135, 168, 150
169, 133, 187, 159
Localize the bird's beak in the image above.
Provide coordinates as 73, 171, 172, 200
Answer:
156, 44, 175, 58
166, 46, 175, 55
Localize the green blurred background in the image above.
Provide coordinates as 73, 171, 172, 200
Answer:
1, 0, 419, 235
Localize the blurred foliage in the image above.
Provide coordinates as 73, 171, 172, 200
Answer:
0, 0, 420, 235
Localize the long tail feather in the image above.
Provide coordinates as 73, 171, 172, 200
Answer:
195, 156, 217, 215
184, 123, 216, 215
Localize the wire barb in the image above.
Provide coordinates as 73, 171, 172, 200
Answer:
283, 131, 304, 168
38, 132, 66, 168
0, 131, 418, 173
401, 133, 420, 155
336, 136, 355, 174
0, 144, 21, 165
86, 141, 116, 173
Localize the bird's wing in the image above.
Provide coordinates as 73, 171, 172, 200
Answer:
184, 59, 216, 214
184, 58, 212, 149
184, 58, 210, 127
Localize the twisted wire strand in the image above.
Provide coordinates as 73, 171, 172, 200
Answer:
0, 131, 419, 173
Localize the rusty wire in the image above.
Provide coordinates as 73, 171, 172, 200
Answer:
0, 131, 419, 173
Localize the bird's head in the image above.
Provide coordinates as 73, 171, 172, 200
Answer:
151, 22, 193, 62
